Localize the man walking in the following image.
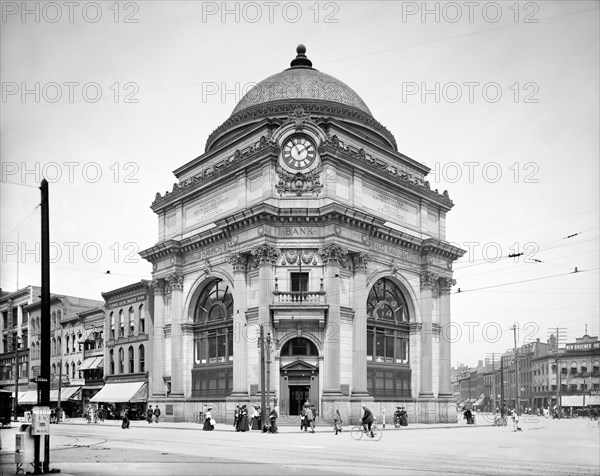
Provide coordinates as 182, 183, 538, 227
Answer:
305, 403, 315, 433
147, 405, 153, 424
153, 405, 161, 423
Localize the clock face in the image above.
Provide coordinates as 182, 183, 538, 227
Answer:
282, 135, 317, 171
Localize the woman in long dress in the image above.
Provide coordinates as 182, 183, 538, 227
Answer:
236, 404, 249, 432
203, 407, 214, 431
251, 406, 261, 430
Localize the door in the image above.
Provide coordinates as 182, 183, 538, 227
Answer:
289, 385, 310, 416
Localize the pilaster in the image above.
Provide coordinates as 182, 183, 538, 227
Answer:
167, 273, 184, 396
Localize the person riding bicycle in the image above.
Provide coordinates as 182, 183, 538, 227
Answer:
360, 404, 374, 437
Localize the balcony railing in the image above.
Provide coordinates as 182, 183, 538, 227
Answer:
273, 291, 326, 304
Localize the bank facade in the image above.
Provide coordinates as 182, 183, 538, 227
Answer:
140, 46, 465, 424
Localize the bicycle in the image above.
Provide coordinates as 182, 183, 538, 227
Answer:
351, 421, 382, 441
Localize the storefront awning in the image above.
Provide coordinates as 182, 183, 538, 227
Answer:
18, 390, 39, 405
49, 386, 81, 402
585, 395, 600, 406
90, 381, 147, 403
79, 357, 103, 371
561, 395, 584, 407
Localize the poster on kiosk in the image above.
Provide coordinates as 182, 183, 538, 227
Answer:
31, 406, 50, 435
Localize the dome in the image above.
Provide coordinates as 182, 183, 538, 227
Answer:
231, 45, 372, 116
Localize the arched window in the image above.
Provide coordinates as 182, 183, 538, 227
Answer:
57, 310, 61, 321
118, 347, 124, 373
52, 311, 56, 328
64, 362, 69, 377
594, 361, 600, 373
52, 363, 56, 376
71, 333, 76, 353
65, 335, 70, 354
366, 277, 411, 399
139, 344, 145, 373
128, 307, 135, 335
280, 337, 317, 356
57, 337, 61, 357
128, 346, 134, 373
52, 338, 56, 356
193, 280, 233, 323
581, 361, 588, 373
77, 361, 81, 378
110, 312, 115, 339
77, 332, 82, 351
571, 362, 578, 374
139, 304, 145, 334
192, 279, 234, 399
109, 349, 115, 375
119, 310, 125, 338
71, 362, 76, 378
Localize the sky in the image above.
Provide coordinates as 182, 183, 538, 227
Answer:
1, 1, 598, 368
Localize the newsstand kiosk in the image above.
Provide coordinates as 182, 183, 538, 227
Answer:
16, 406, 50, 474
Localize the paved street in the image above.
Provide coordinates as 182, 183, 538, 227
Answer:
1, 415, 598, 475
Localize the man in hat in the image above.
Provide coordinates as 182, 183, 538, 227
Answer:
304, 402, 315, 433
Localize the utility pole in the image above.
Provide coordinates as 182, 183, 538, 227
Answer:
13, 332, 20, 421
510, 324, 520, 415
259, 324, 266, 430
500, 355, 505, 418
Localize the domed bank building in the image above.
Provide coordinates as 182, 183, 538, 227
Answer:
140, 46, 465, 424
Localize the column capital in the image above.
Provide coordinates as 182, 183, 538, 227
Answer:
249, 244, 279, 268
228, 252, 249, 273
150, 278, 166, 295
439, 277, 456, 295
166, 273, 184, 291
351, 251, 372, 272
318, 243, 351, 269
420, 271, 439, 291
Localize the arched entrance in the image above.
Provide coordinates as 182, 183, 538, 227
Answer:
279, 337, 319, 416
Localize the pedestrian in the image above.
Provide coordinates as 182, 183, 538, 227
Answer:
236, 404, 249, 432
147, 405, 153, 424
494, 407, 501, 426
300, 406, 308, 431
121, 407, 130, 429
512, 409, 522, 431
233, 405, 240, 429
305, 403, 315, 433
361, 404, 374, 437
203, 407, 214, 431
153, 405, 161, 423
269, 406, 278, 434
251, 406, 261, 430
333, 409, 342, 435
98, 405, 105, 422
400, 407, 408, 426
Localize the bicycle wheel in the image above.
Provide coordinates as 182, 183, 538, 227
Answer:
350, 426, 363, 440
370, 424, 382, 441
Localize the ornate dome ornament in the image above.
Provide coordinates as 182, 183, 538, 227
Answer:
205, 45, 398, 152
231, 45, 372, 116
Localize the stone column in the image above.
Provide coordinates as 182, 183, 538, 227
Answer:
250, 244, 278, 397
419, 272, 436, 398
229, 253, 248, 396
167, 273, 184, 396
351, 252, 370, 396
438, 277, 455, 398
151, 279, 166, 397
318, 244, 346, 396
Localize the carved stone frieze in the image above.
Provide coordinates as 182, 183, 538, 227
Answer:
275, 165, 322, 197
280, 249, 319, 266
318, 243, 352, 269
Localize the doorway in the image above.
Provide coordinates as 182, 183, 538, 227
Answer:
289, 385, 310, 416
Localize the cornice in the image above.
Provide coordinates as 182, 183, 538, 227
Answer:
205, 100, 397, 152
151, 136, 278, 210
320, 136, 454, 209
101, 280, 152, 302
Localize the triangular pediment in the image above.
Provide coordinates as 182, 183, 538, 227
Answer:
280, 359, 318, 373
